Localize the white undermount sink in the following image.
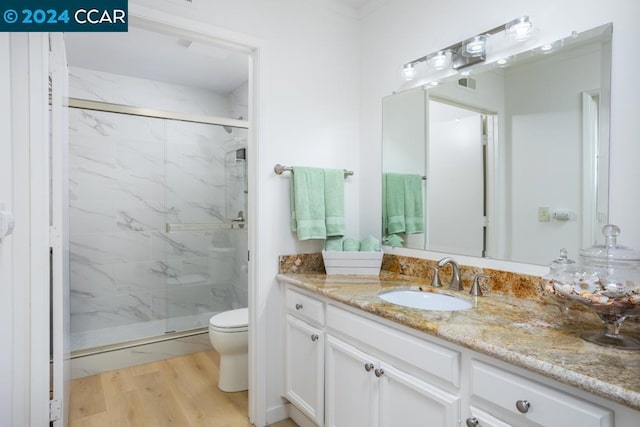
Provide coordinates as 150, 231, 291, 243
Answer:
378, 289, 473, 311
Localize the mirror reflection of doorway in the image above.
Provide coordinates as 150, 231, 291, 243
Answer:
427, 99, 495, 258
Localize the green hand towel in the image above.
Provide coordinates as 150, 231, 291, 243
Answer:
343, 238, 360, 251
383, 173, 406, 234
324, 168, 345, 237
290, 167, 326, 240
360, 236, 381, 252
404, 174, 424, 234
325, 237, 344, 251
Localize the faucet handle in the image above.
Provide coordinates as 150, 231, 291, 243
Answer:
427, 266, 442, 288
470, 274, 491, 296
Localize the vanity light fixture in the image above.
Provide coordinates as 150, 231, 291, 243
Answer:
400, 16, 533, 81
505, 16, 533, 41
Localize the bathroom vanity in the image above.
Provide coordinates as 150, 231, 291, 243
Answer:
277, 269, 640, 427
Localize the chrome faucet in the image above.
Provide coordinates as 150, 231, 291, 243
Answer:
437, 257, 463, 291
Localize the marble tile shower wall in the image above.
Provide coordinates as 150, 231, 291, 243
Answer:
69, 68, 249, 350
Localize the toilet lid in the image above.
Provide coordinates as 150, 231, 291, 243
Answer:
209, 307, 248, 329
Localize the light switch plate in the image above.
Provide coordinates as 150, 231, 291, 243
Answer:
538, 207, 550, 222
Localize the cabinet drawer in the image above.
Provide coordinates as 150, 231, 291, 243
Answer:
327, 305, 460, 388
286, 288, 325, 326
471, 360, 612, 427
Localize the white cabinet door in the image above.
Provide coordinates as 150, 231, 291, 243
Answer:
326, 336, 377, 427
285, 314, 324, 425
378, 362, 461, 427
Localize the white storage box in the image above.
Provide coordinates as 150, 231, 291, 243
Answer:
322, 250, 383, 275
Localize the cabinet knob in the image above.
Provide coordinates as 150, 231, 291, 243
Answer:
465, 418, 480, 427
295, 303, 303, 310
374, 368, 385, 377
515, 399, 531, 413
364, 363, 374, 372
311, 334, 319, 342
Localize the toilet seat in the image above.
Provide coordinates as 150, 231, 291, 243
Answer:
209, 307, 248, 333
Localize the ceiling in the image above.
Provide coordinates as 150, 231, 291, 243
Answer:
334, 0, 372, 8
64, 26, 249, 93
64, 1, 375, 92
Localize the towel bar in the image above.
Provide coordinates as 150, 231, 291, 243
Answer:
274, 163, 354, 178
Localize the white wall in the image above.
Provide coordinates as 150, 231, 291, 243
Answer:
360, 0, 640, 257
131, 0, 361, 423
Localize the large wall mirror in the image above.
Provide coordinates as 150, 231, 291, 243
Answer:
382, 23, 612, 265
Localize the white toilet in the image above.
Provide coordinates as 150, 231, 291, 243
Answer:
208, 307, 249, 392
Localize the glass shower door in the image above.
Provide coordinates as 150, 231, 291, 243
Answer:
162, 120, 248, 334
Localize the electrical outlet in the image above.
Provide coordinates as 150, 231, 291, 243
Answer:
552, 210, 570, 221
538, 207, 550, 222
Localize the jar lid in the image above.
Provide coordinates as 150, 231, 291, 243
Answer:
579, 224, 640, 263
549, 248, 576, 269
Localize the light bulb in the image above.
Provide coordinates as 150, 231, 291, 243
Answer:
506, 16, 533, 41
402, 63, 416, 81
429, 51, 450, 70
463, 35, 487, 57
428, 81, 439, 87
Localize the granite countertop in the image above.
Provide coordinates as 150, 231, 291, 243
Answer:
276, 271, 640, 411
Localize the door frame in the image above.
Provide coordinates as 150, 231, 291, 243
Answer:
41, 5, 265, 426
1, 32, 51, 426
117, 7, 268, 425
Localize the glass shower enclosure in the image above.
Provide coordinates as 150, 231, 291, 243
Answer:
68, 106, 248, 351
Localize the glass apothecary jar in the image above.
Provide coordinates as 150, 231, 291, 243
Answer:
546, 225, 640, 349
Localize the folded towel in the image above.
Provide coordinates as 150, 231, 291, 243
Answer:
324, 168, 345, 237
290, 167, 327, 240
360, 236, 381, 252
383, 173, 407, 234
325, 237, 344, 251
342, 238, 360, 251
383, 234, 404, 247
403, 174, 424, 234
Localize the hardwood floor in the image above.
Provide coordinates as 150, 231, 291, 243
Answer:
69, 349, 297, 427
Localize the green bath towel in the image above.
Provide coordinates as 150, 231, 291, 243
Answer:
290, 167, 327, 240
383, 173, 407, 234
383, 172, 424, 234
343, 238, 360, 251
324, 168, 346, 237
403, 174, 424, 234
325, 237, 344, 251
360, 236, 381, 252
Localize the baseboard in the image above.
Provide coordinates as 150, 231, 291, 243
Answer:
265, 402, 291, 426
289, 404, 316, 427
